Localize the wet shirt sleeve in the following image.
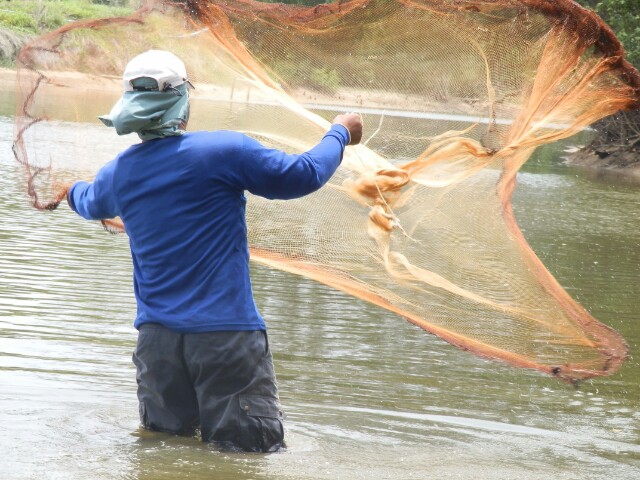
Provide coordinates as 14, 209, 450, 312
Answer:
238, 124, 349, 199
67, 160, 119, 220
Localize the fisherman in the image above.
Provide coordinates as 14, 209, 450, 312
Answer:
65, 50, 363, 452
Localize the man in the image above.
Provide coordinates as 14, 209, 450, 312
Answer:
66, 50, 362, 452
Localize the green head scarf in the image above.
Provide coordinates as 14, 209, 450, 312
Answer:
99, 83, 190, 141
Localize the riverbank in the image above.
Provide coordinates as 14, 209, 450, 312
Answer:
563, 110, 640, 179
0, 67, 272, 104
563, 148, 640, 180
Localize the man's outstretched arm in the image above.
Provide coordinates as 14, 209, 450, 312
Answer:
67, 161, 119, 220
239, 114, 363, 200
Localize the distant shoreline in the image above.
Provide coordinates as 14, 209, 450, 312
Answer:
3, 67, 637, 178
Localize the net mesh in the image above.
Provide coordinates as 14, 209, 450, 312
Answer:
13, 0, 640, 381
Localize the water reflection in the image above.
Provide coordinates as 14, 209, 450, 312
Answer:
1, 112, 639, 479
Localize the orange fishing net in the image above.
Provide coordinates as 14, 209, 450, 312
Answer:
14, 0, 640, 381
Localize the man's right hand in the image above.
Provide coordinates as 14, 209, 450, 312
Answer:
53, 182, 73, 205
333, 113, 363, 145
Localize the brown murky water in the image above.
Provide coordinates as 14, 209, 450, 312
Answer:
1, 89, 639, 479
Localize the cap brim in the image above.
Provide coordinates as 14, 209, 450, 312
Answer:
98, 115, 114, 127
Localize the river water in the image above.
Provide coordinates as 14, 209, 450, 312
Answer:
1, 93, 639, 478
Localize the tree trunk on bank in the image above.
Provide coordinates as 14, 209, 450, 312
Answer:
565, 110, 640, 176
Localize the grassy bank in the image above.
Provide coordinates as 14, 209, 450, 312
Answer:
0, 0, 136, 66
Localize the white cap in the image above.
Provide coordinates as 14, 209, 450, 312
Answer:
123, 50, 193, 92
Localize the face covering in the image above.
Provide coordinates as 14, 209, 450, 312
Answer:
99, 83, 190, 141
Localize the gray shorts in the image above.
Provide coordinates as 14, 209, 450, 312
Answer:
132, 324, 285, 452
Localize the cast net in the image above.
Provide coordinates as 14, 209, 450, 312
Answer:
13, 0, 640, 381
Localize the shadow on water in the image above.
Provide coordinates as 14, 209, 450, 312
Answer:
1, 103, 639, 479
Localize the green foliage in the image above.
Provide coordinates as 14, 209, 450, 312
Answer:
595, 0, 640, 68
0, 0, 134, 35
271, 59, 341, 93
576, 0, 640, 68
0, 11, 37, 32
308, 67, 341, 92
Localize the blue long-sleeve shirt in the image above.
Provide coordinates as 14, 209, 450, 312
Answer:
68, 125, 349, 332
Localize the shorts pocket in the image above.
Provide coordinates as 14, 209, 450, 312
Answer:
238, 394, 285, 452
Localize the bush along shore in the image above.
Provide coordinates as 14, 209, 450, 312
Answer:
2, 0, 639, 174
